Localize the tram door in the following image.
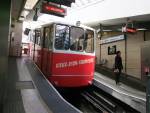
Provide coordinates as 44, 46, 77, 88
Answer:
34, 29, 42, 68
42, 26, 53, 76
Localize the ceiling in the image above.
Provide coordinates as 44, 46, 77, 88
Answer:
11, 0, 149, 32
68, 0, 104, 9
90, 14, 150, 28
25, 0, 150, 30
11, 0, 26, 21
11, 0, 39, 22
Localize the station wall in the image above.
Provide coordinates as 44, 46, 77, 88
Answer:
145, 31, 150, 41
9, 22, 23, 56
96, 31, 150, 79
0, 0, 11, 103
127, 32, 144, 78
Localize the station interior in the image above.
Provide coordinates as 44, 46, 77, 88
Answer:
0, 0, 150, 113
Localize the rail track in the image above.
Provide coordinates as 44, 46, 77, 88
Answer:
56, 85, 140, 113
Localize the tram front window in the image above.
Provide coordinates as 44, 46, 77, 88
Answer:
70, 27, 84, 51
84, 30, 94, 53
55, 24, 69, 50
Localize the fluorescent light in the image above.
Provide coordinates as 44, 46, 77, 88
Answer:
24, 10, 30, 16
69, 0, 105, 11
137, 28, 147, 31
21, 10, 30, 17
24, 0, 38, 10
19, 17, 24, 21
103, 29, 112, 32
96, 28, 112, 33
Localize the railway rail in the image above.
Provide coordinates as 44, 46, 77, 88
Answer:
57, 85, 140, 113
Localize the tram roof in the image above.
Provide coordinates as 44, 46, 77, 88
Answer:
37, 22, 95, 31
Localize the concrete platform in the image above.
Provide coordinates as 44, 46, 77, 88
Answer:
25, 57, 82, 113
3, 57, 82, 113
94, 72, 146, 113
17, 58, 51, 113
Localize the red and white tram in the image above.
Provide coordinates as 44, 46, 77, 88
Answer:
29, 23, 95, 87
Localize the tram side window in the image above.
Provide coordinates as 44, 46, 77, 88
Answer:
84, 30, 94, 53
30, 30, 35, 43
40, 29, 44, 47
35, 30, 41, 45
35, 30, 38, 45
43, 27, 53, 49
70, 27, 84, 52
55, 24, 69, 50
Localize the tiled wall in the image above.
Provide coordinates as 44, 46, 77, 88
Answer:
126, 32, 145, 78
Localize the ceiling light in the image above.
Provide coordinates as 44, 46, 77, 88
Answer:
21, 10, 30, 17
96, 29, 112, 33
19, 17, 24, 21
137, 28, 147, 31
24, 0, 39, 10
103, 29, 112, 32
70, 0, 105, 10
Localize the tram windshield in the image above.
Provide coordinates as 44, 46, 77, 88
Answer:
55, 24, 94, 53
55, 24, 69, 50
70, 27, 84, 51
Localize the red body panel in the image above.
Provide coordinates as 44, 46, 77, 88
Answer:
47, 51, 52, 75
32, 47, 95, 87
46, 52, 95, 87
41, 48, 48, 75
41, 48, 52, 76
